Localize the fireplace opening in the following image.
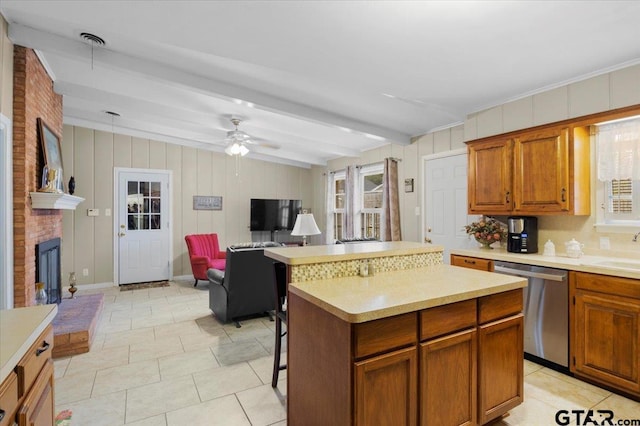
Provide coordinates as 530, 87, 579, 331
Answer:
36, 237, 61, 304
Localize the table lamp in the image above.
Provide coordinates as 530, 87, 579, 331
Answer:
291, 213, 321, 246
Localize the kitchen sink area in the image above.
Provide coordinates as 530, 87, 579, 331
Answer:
580, 258, 640, 273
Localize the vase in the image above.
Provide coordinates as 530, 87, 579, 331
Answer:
476, 239, 493, 249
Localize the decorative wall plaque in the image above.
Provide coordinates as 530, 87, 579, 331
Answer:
193, 195, 222, 210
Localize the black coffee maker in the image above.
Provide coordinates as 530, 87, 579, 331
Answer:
507, 216, 538, 253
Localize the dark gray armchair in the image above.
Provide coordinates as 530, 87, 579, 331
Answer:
207, 242, 283, 326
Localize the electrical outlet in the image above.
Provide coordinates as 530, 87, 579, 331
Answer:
600, 237, 611, 250
82, 268, 89, 276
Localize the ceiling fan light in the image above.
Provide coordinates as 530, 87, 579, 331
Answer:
239, 145, 249, 156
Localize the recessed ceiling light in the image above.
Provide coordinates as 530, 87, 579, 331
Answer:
105, 111, 120, 117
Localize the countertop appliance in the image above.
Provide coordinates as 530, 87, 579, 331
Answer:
507, 216, 538, 253
494, 260, 568, 371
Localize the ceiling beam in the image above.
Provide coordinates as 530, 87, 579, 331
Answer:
10, 23, 411, 144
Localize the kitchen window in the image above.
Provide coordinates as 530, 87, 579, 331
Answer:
595, 116, 640, 230
359, 164, 383, 239
327, 163, 384, 242
331, 171, 346, 241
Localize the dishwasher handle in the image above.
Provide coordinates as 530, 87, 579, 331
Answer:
494, 265, 567, 282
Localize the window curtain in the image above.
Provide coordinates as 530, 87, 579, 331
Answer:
382, 158, 402, 241
344, 165, 357, 239
597, 119, 640, 181
325, 171, 335, 244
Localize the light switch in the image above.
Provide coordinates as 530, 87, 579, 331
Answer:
105, 208, 111, 216
599, 237, 610, 250
87, 208, 99, 217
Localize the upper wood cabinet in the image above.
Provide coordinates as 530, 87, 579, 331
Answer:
467, 125, 590, 215
468, 137, 513, 214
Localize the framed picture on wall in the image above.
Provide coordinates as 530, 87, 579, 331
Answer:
37, 118, 65, 192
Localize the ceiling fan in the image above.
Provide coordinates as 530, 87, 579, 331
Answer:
222, 117, 279, 156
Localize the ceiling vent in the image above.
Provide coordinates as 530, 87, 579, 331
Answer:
79, 32, 105, 46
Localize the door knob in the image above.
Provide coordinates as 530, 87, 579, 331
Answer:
424, 237, 432, 243
119, 232, 126, 237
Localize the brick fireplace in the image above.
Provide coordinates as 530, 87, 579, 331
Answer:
12, 46, 64, 307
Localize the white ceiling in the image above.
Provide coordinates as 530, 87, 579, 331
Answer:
2, 1, 640, 168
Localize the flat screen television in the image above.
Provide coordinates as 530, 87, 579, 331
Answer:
250, 199, 302, 232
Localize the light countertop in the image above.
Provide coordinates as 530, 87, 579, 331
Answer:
0, 304, 58, 384
450, 247, 640, 280
264, 241, 443, 265
289, 264, 526, 323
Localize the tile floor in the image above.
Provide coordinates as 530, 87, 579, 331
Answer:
54, 279, 640, 425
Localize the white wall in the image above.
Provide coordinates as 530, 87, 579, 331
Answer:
62, 125, 313, 286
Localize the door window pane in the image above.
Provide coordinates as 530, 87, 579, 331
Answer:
127, 180, 162, 230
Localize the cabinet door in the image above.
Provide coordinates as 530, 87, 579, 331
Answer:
18, 360, 54, 426
574, 290, 640, 395
478, 314, 523, 425
354, 346, 417, 426
513, 128, 569, 212
467, 138, 513, 214
450, 255, 493, 272
420, 328, 477, 426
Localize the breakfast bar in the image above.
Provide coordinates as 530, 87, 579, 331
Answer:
265, 242, 527, 425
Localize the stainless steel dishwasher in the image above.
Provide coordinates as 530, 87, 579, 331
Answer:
494, 261, 569, 370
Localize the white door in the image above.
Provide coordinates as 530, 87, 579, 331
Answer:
116, 169, 171, 284
423, 151, 480, 264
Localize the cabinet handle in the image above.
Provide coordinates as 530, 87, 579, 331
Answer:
464, 259, 476, 265
505, 191, 510, 204
36, 341, 50, 356
0, 409, 5, 421
561, 188, 566, 202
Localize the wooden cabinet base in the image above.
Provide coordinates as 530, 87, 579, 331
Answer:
573, 272, 640, 398
17, 360, 54, 426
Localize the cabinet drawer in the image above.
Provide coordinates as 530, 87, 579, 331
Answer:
478, 289, 523, 324
16, 325, 53, 398
451, 255, 493, 271
575, 272, 640, 299
420, 299, 477, 341
0, 372, 18, 426
353, 313, 417, 359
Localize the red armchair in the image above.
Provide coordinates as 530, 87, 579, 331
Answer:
185, 233, 226, 287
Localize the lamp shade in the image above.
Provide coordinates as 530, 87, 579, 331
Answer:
290, 213, 321, 236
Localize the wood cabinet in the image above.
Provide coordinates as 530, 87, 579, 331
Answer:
467, 125, 590, 215
467, 137, 513, 214
420, 291, 523, 426
289, 286, 524, 425
477, 314, 524, 424
355, 347, 417, 426
572, 272, 640, 397
0, 325, 54, 426
451, 255, 494, 272
420, 299, 477, 426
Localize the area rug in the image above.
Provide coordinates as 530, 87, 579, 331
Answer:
120, 281, 170, 291
55, 409, 72, 425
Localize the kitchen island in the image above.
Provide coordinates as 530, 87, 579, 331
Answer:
0, 304, 57, 425
265, 243, 527, 425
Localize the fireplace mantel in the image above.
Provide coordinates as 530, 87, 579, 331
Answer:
30, 192, 84, 210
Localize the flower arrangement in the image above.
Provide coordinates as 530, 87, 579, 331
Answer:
464, 217, 507, 248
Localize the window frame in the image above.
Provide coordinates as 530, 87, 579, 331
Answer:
358, 164, 384, 240
594, 117, 640, 232
331, 170, 346, 241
